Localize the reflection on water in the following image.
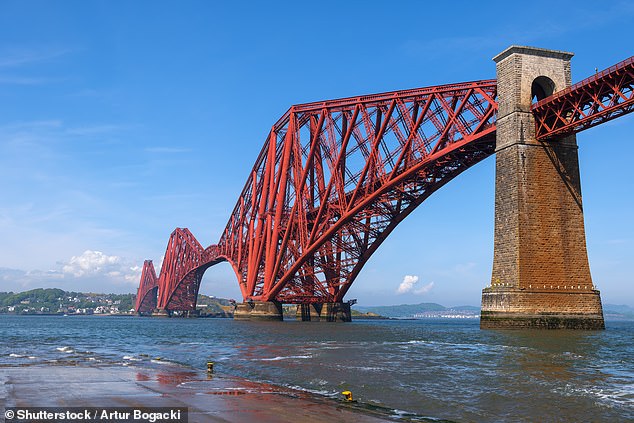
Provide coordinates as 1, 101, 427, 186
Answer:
0, 315, 632, 422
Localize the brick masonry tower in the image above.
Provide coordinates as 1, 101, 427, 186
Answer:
481, 46, 605, 329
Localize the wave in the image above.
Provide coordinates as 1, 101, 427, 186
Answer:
280, 382, 336, 397
6, 354, 39, 361
150, 358, 180, 366
402, 339, 533, 353
259, 355, 312, 361
556, 382, 634, 408
335, 365, 384, 372
55, 346, 74, 353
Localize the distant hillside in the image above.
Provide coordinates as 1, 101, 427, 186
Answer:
5, 288, 630, 321
354, 302, 479, 318
196, 294, 234, 317
0, 288, 234, 317
0, 288, 135, 315
354, 303, 634, 320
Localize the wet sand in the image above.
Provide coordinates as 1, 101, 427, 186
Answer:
0, 365, 396, 422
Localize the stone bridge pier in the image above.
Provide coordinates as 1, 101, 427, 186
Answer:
481, 46, 605, 329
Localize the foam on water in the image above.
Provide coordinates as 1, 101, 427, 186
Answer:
259, 355, 312, 361
282, 383, 335, 397
150, 358, 181, 366
555, 382, 634, 408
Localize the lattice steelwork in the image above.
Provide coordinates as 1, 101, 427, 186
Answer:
134, 260, 158, 315
533, 55, 634, 139
216, 80, 498, 304
155, 228, 224, 311
139, 53, 634, 312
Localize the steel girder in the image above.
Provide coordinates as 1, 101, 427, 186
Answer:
533, 55, 634, 140
156, 228, 222, 311
217, 80, 498, 303
142, 54, 634, 310
134, 260, 158, 314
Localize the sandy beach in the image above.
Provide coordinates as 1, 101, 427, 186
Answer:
1, 364, 398, 423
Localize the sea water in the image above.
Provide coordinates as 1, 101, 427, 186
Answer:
1, 315, 632, 422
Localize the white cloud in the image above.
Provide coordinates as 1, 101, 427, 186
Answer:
62, 250, 119, 277
397, 275, 418, 294
0, 267, 64, 292
414, 281, 434, 295
62, 250, 141, 283
396, 275, 434, 295
65, 124, 128, 136
0, 250, 143, 293
0, 47, 72, 86
0, 47, 71, 69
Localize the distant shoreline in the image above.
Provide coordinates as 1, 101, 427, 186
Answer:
2, 313, 633, 321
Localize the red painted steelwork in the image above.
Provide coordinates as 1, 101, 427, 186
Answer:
142, 54, 634, 311
147, 80, 498, 310
533, 55, 634, 140
156, 228, 225, 311
216, 80, 498, 304
134, 260, 158, 314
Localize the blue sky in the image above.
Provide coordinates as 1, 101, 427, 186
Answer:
0, 1, 632, 306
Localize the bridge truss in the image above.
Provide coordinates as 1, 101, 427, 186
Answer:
533, 55, 634, 139
134, 260, 158, 315
218, 80, 498, 304
139, 54, 633, 313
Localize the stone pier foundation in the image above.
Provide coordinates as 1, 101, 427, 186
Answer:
481, 288, 604, 329
233, 301, 284, 321
184, 309, 199, 318
151, 308, 170, 317
319, 302, 352, 322
296, 303, 322, 321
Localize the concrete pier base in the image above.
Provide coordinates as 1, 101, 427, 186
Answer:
151, 308, 170, 318
233, 301, 283, 321
319, 302, 352, 322
184, 309, 199, 318
296, 304, 322, 321
481, 287, 605, 329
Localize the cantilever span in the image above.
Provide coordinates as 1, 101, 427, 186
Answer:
143, 79, 499, 313
134, 260, 158, 315
153, 228, 226, 312
138, 48, 634, 323
217, 80, 498, 305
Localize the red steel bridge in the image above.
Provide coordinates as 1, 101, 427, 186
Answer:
135, 51, 633, 317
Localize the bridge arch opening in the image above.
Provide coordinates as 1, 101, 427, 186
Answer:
198, 260, 243, 301
531, 75, 556, 103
